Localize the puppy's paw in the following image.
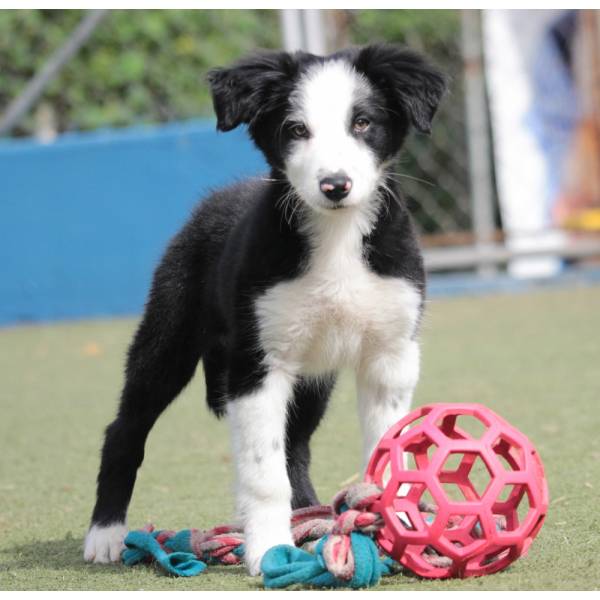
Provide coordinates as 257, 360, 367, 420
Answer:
83, 523, 128, 563
244, 528, 294, 576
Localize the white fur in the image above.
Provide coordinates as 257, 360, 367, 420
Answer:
83, 522, 128, 563
256, 206, 421, 378
285, 60, 381, 212
227, 370, 295, 576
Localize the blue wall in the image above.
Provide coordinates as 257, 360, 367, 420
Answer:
0, 120, 267, 325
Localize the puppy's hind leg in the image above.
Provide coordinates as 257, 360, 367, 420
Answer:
286, 375, 336, 509
84, 248, 205, 563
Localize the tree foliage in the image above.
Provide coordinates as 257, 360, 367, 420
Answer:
0, 9, 465, 138
0, 10, 281, 136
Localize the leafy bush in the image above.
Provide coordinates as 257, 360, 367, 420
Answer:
0, 9, 281, 136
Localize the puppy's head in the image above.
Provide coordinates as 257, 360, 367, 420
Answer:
208, 44, 446, 213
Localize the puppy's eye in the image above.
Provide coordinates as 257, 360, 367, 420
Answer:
353, 117, 370, 133
290, 123, 309, 139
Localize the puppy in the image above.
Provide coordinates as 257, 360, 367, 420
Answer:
83, 44, 446, 575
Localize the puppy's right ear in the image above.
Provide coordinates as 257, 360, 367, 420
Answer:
208, 51, 299, 132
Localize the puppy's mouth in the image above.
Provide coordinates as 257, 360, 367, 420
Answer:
312, 200, 351, 213
325, 202, 348, 210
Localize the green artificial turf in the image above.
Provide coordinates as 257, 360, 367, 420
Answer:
1, 286, 599, 590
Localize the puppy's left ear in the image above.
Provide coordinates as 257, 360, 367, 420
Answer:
355, 44, 448, 134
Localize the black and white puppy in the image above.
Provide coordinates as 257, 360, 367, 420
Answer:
83, 44, 446, 575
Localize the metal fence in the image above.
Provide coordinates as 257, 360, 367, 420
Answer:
396, 69, 473, 239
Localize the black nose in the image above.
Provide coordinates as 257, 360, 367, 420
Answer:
319, 174, 352, 202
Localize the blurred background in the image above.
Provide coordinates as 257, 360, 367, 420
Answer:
1, 9, 600, 325
2, 13, 600, 591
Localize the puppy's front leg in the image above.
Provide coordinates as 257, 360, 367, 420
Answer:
228, 369, 295, 575
357, 340, 421, 469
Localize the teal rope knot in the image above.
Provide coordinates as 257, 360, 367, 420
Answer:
122, 529, 207, 577
261, 532, 393, 589
262, 483, 394, 589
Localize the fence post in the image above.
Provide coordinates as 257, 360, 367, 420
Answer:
461, 9, 497, 276
279, 9, 327, 54
279, 9, 304, 52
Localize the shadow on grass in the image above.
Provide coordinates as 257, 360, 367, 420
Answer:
1, 535, 261, 587
0, 536, 514, 591
1, 535, 117, 572
0, 535, 427, 590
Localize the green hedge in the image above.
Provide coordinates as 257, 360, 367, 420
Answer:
0, 10, 281, 135
1, 10, 463, 137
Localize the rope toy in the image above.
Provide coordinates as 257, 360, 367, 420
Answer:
122, 403, 548, 587
121, 482, 458, 588
122, 482, 404, 588
122, 523, 245, 576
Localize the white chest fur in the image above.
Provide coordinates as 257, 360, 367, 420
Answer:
255, 207, 421, 376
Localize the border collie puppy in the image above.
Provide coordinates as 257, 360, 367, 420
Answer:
83, 44, 446, 575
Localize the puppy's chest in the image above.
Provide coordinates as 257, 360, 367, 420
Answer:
255, 252, 421, 374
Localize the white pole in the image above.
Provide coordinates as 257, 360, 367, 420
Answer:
279, 9, 304, 52
461, 10, 497, 276
279, 9, 328, 55
303, 10, 327, 55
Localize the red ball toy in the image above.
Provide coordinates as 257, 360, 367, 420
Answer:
365, 403, 548, 579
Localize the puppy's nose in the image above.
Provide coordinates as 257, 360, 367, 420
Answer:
319, 173, 352, 202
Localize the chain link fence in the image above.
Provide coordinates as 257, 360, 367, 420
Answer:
348, 9, 478, 241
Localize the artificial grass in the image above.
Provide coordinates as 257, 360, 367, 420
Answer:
0, 286, 599, 590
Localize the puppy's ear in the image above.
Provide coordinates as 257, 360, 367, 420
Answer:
355, 44, 447, 134
207, 51, 299, 132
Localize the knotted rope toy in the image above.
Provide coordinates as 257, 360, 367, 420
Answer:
122, 403, 549, 587
123, 483, 406, 587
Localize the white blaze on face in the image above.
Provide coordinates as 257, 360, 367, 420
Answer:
285, 60, 380, 212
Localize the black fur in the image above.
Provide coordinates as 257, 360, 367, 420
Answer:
88, 44, 445, 531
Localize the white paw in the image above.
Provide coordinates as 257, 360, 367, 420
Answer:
83, 523, 128, 563
244, 528, 294, 576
